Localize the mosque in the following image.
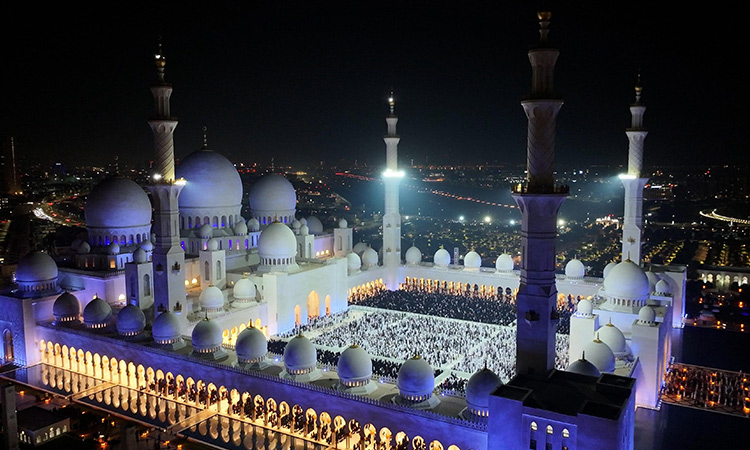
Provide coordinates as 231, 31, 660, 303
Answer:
0, 12, 683, 450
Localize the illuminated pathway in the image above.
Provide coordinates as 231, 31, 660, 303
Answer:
660, 362, 750, 419
699, 209, 750, 226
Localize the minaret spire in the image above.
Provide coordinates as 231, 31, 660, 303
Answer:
149, 37, 178, 183
382, 90, 402, 290
512, 11, 568, 376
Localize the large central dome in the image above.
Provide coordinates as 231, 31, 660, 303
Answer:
248, 174, 297, 225
84, 176, 152, 246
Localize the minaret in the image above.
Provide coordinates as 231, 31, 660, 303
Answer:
382, 91, 402, 290
146, 42, 187, 315
620, 75, 649, 264
511, 12, 567, 375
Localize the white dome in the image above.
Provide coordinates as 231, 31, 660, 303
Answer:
191, 319, 223, 353
106, 241, 120, 255
234, 221, 248, 235
352, 242, 368, 256
199, 285, 225, 311
247, 218, 260, 232
83, 296, 112, 327
76, 241, 91, 255
361, 248, 378, 267
306, 216, 324, 234
206, 238, 220, 251
582, 338, 616, 373
638, 306, 656, 325
495, 254, 514, 272
465, 367, 502, 414
464, 251, 481, 269
576, 299, 593, 317
53, 292, 80, 322
291, 219, 301, 229
139, 240, 153, 251
405, 246, 422, 265
235, 326, 267, 363
433, 248, 451, 267
16, 251, 58, 284
258, 222, 297, 260
116, 304, 146, 336
397, 356, 434, 401
346, 252, 362, 271
133, 248, 147, 263
233, 278, 256, 300
565, 259, 586, 279
176, 149, 243, 215
198, 224, 213, 239
655, 279, 672, 296
299, 224, 309, 236
298, 217, 307, 225
338, 218, 348, 228
152, 312, 183, 344
283, 334, 317, 374
338, 344, 372, 386
597, 321, 627, 354
248, 174, 297, 219
84, 176, 151, 233
603, 260, 650, 300
567, 353, 601, 377
603, 262, 617, 279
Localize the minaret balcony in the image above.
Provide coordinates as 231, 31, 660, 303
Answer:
511, 183, 569, 195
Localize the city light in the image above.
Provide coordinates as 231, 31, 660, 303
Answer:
484, 216, 491, 223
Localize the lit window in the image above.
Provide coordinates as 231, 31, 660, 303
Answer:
546, 425, 553, 434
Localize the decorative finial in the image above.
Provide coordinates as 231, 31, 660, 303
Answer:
581, 351, 586, 360
201, 126, 209, 150
538, 11, 552, 44
154, 36, 167, 83
634, 71, 643, 104
388, 90, 395, 115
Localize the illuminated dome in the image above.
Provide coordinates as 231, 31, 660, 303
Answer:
465, 367, 502, 416
655, 279, 672, 296
637, 306, 656, 325
191, 318, 222, 353
464, 251, 481, 269
405, 246, 422, 265
52, 292, 80, 324
397, 356, 435, 402
299, 224, 309, 236
597, 320, 627, 355
495, 254, 514, 272
603, 262, 617, 279
140, 240, 153, 252
338, 344, 372, 387
283, 334, 317, 375
235, 326, 267, 363
116, 304, 146, 336
566, 352, 601, 377
603, 260, 649, 300
575, 299, 593, 317
152, 312, 183, 345
176, 148, 243, 230
199, 285, 225, 312
133, 248, 147, 263
248, 174, 297, 225
338, 218, 348, 228
258, 221, 298, 271
15, 251, 59, 295
361, 248, 378, 267
565, 258, 585, 279
84, 176, 152, 246
234, 220, 248, 236
106, 241, 120, 255
346, 252, 362, 272
306, 216, 324, 234
433, 248, 451, 267
582, 337, 616, 373
197, 224, 213, 239
352, 242, 368, 256
206, 238, 220, 251
233, 278, 256, 301
83, 296, 112, 329
76, 241, 91, 255
247, 218, 260, 232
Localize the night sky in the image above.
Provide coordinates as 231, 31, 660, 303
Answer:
2, 3, 741, 169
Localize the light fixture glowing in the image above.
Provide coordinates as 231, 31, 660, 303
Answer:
383, 169, 404, 178
153, 173, 162, 181
484, 216, 491, 223
174, 178, 187, 186
618, 173, 636, 180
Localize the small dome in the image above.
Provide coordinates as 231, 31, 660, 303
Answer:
299, 217, 307, 225
655, 279, 672, 296
16, 251, 58, 284
397, 356, 435, 401
247, 218, 260, 232
53, 292, 80, 322
291, 219, 301, 229
191, 319, 223, 353
258, 221, 297, 260
352, 242, 368, 255
139, 240, 153, 251
199, 285, 225, 311
283, 334, 317, 374
206, 238, 220, 251
597, 320, 627, 354
235, 326, 267, 363
576, 299, 593, 317
433, 248, 451, 267
234, 221, 248, 236
299, 224, 310, 236
106, 241, 120, 255
638, 306, 656, 325
306, 216, 324, 234
362, 248, 378, 267
76, 241, 91, 255
133, 248, 148, 263
495, 254, 514, 272
582, 338, 616, 373
248, 174, 297, 217
84, 176, 151, 231
464, 251, 481, 269
198, 224, 213, 239
567, 353, 601, 377
603, 260, 649, 300
405, 246, 422, 265
70, 239, 83, 250
176, 149, 243, 213
116, 304, 146, 336
465, 367, 502, 414
603, 262, 617, 279
83, 296, 112, 328
152, 312, 183, 344
233, 278, 256, 300
338, 344, 372, 386
338, 218, 348, 229
565, 259, 585, 279
346, 252, 362, 271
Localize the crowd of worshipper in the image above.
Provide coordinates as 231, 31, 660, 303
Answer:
662, 363, 750, 412
438, 373, 468, 395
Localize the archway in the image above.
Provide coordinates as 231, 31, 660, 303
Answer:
294, 305, 301, 326
325, 295, 331, 316
307, 291, 321, 319
3, 329, 14, 362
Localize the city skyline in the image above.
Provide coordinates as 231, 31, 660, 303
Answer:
2, 4, 740, 169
